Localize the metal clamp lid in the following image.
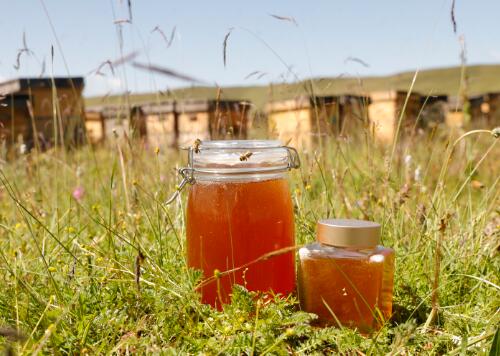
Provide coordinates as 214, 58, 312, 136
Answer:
165, 140, 300, 205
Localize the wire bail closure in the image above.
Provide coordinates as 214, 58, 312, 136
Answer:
164, 144, 300, 206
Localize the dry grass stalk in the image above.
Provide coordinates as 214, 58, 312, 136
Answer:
195, 245, 302, 290
135, 250, 146, 291
223, 28, 233, 67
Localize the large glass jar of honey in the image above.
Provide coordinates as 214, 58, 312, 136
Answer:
183, 140, 300, 308
298, 219, 395, 333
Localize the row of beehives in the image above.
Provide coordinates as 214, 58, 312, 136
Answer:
1, 76, 497, 152
86, 90, 499, 149
84, 99, 250, 147
266, 91, 500, 148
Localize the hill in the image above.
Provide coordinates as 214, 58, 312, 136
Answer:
85, 64, 500, 111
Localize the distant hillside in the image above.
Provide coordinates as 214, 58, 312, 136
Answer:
85, 64, 500, 111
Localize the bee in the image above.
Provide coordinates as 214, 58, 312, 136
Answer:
239, 151, 253, 161
193, 138, 202, 153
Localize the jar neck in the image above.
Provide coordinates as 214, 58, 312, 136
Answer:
193, 171, 288, 182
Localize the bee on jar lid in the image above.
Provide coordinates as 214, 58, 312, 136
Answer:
193, 138, 202, 153
239, 151, 253, 161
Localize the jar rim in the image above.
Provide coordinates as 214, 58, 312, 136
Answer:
180, 139, 300, 182
197, 139, 282, 150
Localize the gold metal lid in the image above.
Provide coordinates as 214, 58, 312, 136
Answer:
317, 219, 380, 248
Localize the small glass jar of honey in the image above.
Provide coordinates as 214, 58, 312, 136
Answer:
181, 140, 300, 308
298, 219, 395, 333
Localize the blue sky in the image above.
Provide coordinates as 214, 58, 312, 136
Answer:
1, 0, 499, 96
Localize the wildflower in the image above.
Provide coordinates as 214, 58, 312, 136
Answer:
19, 144, 27, 154
305, 184, 312, 191
155, 147, 160, 155
76, 166, 83, 178
14, 223, 22, 230
213, 269, 221, 279
414, 165, 422, 182
72, 186, 85, 202
48, 266, 57, 272
132, 179, 138, 186
66, 226, 76, 233
45, 324, 56, 334
471, 180, 485, 189
285, 328, 295, 337
294, 187, 301, 196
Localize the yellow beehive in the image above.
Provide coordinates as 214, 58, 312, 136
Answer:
368, 90, 422, 143
87, 104, 147, 142
267, 95, 367, 150
84, 110, 105, 144
176, 99, 249, 147
142, 101, 178, 148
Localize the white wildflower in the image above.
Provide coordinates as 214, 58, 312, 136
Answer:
414, 165, 422, 182
451, 335, 462, 345
76, 166, 84, 178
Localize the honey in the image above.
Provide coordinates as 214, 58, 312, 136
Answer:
298, 219, 394, 333
183, 140, 299, 308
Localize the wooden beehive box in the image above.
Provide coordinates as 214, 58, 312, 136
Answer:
84, 110, 105, 144
0, 77, 85, 149
267, 95, 369, 149
368, 90, 422, 143
142, 101, 178, 148
176, 99, 249, 147
485, 93, 500, 125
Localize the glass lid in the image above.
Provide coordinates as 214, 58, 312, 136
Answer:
181, 139, 300, 180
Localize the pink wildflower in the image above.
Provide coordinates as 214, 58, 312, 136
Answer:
72, 186, 85, 202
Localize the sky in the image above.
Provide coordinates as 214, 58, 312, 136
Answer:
0, 0, 499, 97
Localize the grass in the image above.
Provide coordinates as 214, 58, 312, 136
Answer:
0, 123, 498, 354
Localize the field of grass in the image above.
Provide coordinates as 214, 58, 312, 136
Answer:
0, 124, 499, 354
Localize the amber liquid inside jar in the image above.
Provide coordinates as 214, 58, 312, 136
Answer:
298, 219, 394, 333
184, 140, 299, 308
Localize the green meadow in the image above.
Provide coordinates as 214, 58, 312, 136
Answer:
0, 124, 498, 354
